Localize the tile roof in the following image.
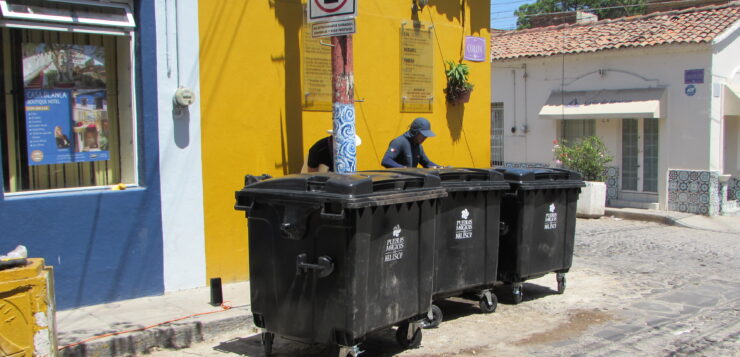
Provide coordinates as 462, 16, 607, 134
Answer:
491, 2, 740, 60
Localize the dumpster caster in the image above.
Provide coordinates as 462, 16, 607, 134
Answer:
479, 290, 497, 313
261, 331, 274, 356
421, 304, 443, 329
512, 283, 523, 304
396, 321, 422, 349
338, 344, 363, 357
556, 273, 566, 294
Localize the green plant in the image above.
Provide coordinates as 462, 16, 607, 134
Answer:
553, 136, 613, 181
444, 61, 474, 103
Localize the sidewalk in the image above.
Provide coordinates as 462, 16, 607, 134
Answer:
55, 208, 739, 357
604, 207, 740, 233
57, 282, 254, 357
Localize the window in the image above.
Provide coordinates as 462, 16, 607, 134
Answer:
560, 119, 594, 145
491, 103, 504, 166
0, 0, 134, 29
621, 119, 638, 191
1, 2, 135, 194
643, 118, 659, 192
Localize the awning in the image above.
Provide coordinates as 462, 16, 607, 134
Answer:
725, 84, 740, 116
539, 88, 665, 120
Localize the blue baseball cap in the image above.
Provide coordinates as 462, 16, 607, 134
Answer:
410, 117, 435, 137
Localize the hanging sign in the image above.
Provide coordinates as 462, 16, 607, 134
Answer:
307, 0, 357, 23
464, 36, 486, 62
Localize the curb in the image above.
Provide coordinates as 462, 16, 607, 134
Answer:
603, 208, 722, 232
604, 208, 677, 226
59, 308, 254, 357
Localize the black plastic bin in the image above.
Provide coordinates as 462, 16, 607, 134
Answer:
369, 168, 509, 328
234, 172, 446, 356
495, 168, 584, 304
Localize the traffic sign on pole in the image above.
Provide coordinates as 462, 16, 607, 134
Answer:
308, 0, 357, 23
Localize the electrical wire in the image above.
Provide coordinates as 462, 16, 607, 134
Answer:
57, 301, 234, 351
491, 0, 718, 22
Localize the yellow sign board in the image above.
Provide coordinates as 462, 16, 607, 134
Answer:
400, 23, 434, 113
302, 26, 333, 111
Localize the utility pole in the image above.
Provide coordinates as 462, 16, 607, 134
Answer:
331, 34, 356, 173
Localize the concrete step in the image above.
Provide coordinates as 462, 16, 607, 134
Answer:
608, 199, 659, 210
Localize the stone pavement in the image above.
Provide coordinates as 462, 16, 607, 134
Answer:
55, 208, 740, 357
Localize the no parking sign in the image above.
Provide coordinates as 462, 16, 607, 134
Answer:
308, 0, 357, 23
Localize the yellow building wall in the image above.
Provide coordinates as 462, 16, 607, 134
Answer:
199, 0, 491, 283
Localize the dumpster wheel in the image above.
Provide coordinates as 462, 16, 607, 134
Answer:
421, 304, 443, 329
512, 283, 523, 304
556, 273, 566, 294
261, 331, 274, 356
479, 291, 498, 313
396, 321, 422, 349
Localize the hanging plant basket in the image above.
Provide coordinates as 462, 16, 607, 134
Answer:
444, 61, 474, 105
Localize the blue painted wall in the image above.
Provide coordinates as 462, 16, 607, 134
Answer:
0, 0, 164, 310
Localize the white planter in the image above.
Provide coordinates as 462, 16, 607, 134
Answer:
577, 181, 606, 218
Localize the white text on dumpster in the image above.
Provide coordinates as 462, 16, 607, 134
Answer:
385, 224, 405, 262
544, 203, 558, 230
455, 208, 473, 239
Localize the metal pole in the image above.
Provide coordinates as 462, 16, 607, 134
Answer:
330, 35, 356, 173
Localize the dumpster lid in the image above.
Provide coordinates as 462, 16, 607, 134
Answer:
235, 171, 447, 210
495, 168, 585, 189
367, 168, 509, 191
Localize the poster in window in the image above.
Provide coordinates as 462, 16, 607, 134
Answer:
400, 23, 434, 113
22, 43, 109, 166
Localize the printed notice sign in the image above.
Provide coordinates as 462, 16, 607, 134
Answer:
400, 23, 434, 113
312, 19, 355, 38
302, 26, 333, 111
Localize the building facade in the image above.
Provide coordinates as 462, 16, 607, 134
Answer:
491, 3, 739, 215
1, 0, 492, 309
0, 0, 206, 309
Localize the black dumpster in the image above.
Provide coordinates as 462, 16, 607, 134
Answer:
235, 172, 446, 356
369, 168, 509, 328
495, 168, 584, 304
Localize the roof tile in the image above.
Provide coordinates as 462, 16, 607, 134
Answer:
491, 2, 740, 60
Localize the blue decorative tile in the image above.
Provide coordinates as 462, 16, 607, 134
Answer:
667, 170, 721, 216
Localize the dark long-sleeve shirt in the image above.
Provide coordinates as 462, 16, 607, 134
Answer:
381, 132, 437, 168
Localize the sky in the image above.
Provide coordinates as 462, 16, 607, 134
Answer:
491, 0, 537, 30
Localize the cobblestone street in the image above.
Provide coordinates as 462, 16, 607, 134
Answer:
149, 217, 739, 356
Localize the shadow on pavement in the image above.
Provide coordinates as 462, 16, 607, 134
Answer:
493, 282, 560, 304
212, 328, 408, 357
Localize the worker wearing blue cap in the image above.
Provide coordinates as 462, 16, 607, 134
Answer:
381, 117, 440, 168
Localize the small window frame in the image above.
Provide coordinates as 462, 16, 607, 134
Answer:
0, 0, 135, 29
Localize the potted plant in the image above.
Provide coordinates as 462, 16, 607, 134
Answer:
444, 61, 474, 104
553, 136, 614, 218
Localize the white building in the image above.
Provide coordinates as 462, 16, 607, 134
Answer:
491, 3, 740, 216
